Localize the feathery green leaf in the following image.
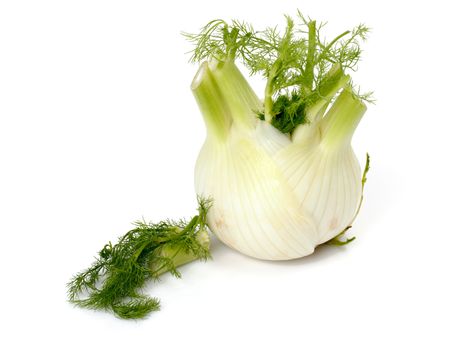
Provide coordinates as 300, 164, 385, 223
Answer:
67, 198, 211, 319
185, 12, 371, 134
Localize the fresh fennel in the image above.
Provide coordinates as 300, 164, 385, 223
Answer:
68, 12, 373, 320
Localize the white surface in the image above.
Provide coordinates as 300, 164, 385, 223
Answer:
1, 0, 457, 349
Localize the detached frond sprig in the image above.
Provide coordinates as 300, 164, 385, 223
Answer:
67, 198, 212, 319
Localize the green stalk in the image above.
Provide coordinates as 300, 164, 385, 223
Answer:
192, 60, 261, 139
292, 64, 350, 144
320, 88, 367, 150
210, 59, 262, 129
152, 227, 210, 276
191, 62, 232, 141
305, 64, 350, 121
263, 71, 276, 123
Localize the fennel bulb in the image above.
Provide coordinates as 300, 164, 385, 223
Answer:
189, 14, 372, 260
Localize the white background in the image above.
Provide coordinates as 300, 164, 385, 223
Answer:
1, 0, 457, 349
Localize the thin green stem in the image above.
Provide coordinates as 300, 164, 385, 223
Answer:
226, 28, 239, 61
132, 240, 151, 261
317, 31, 351, 62
303, 20, 316, 91
181, 215, 198, 234
263, 63, 279, 123
350, 153, 370, 225
264, 83, 274, 122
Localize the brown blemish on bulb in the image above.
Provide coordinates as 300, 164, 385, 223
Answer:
329, 217, 338, 230
215, 216, 226, 230
212, 215, 236, 248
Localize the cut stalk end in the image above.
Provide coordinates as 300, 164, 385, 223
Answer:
320, 88, 367, 150
153, 227, 210, 276
192, 62, 232, 141
209, 60, 261, 129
